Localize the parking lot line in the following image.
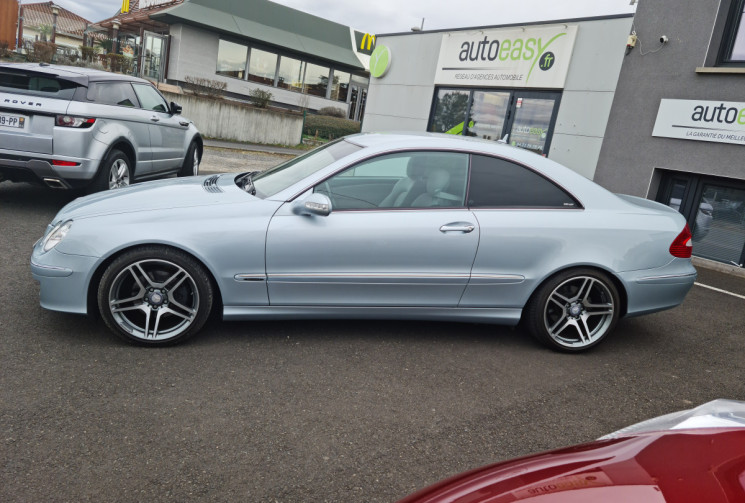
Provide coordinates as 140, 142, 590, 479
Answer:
694, 282, 745, 300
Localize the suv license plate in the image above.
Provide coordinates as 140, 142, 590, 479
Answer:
0, 113, 28, 130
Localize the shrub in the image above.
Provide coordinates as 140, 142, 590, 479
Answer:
102, 53, 132, 73
183, 76, 227, 98
80, 45, 96, 62
27, 42, 57, 63
317, 106, 346, 118
0, 42, 11, 59
304, 114, 361, 140
248, 88, 273, 108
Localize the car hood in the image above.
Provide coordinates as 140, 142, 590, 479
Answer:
55, 174, 254, 221
398, 428, 745, 503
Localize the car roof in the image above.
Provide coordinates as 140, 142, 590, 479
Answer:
0, 63, 151, 86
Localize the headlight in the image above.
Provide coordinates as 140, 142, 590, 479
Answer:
599, 399, 745, 439
41, 220, 73, 252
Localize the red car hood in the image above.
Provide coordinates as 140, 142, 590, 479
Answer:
398, 428, 745, 503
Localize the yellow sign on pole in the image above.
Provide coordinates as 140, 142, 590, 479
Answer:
121, 0, 130, 13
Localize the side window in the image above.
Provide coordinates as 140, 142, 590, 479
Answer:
132, 84, 169, 113
316, 151, 469, 210
720, 0, 745, 64
468, 155, 579, 208
88, 82, 138, 107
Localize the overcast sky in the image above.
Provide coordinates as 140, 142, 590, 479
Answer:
33, 0, 636, 33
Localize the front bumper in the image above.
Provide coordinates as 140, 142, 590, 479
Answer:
31, 245, 100, 315
618, 258, 697, 317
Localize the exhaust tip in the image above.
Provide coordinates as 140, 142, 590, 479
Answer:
43, 178, 71, 189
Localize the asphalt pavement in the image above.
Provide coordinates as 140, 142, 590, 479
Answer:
1, 150, 744, 502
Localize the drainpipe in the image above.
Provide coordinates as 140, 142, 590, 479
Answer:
16, 3, 24, 52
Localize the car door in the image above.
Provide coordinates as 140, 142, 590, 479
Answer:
265, 151, 480, 307
131, 83, 188, 174
459, 154, 584, 309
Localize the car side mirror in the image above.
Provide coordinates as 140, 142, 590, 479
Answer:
291, 193, 332, 217
170, 102, 182, 115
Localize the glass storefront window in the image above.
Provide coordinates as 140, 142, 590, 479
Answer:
303, 63, 330, 97
330, 71, 350, 102
466, 91, 510, 140
507, 97, 558, 155
692, 185, 745, 264
248, 48, 278, 86
276, 56, 304, 92
216, 40, 248, 79
429, 89, 470, 134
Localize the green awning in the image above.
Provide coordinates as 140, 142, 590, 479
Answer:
152, 0, 366, 71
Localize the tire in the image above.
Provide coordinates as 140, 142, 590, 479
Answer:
88, 149, 132, 194
524, 268, 620, 352
97, 246, 214, 346
179, 142, 200, 177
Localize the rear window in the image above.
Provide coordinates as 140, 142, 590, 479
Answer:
0, 70, 78, 100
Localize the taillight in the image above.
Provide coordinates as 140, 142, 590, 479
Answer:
55, 115, 96, 128
669, 224, 693, 258
52, 160, 79, 166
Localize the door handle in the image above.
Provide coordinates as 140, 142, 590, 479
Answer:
439, 222, 475, 233
150, 116, 160, 122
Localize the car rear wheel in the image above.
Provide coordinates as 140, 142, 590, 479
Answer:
179, 142, 199, 177
525, 268, 620, 352
97, 246, 213, 346
89, 149, 131, 194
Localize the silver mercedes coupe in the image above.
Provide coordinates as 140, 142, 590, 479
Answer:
31, 133, 697, 351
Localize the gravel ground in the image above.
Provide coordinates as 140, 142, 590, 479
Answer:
200, 146, 295, 174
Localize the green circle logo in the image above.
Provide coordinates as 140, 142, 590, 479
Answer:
370, 45, 391, 78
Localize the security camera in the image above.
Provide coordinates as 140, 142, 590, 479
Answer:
660, 35, 669, 44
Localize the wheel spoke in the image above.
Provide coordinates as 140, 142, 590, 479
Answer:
576, 278, 595, 303
584, 303, 614, 317
550, 291, 571, 306
131, 263, 157, 289
167, 297, 196, 320
577, 317, 592, 343
548, 312, 569, 334
162, 269, 188, 290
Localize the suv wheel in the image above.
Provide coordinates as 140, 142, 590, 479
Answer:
89, 149, 132, 194
179, 142, 199, 177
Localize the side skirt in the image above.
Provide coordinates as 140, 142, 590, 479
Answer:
222, 306, 522, 325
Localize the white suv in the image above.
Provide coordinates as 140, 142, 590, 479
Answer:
0, 63, 202, 192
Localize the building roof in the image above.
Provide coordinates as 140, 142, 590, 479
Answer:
96, 0, 184, 32
151, 0, 365, 71
21, 1, 91, 39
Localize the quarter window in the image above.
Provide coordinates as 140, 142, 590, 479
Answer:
468, 155, 578, 208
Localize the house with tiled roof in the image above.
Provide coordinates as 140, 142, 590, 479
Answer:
20, 1, 91, 49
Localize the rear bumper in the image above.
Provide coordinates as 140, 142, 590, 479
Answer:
618, 259, 697, 317
0, 150, 99, 188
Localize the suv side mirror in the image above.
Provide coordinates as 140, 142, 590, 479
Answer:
170, 102, 182, 115
291, 193, 332, 217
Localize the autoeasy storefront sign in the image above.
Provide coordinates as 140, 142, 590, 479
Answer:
653, 99, 745, 146
434, 25, 578, 88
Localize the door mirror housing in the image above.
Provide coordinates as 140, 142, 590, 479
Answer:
292, 193, 332, 217
170, 102, 182, 115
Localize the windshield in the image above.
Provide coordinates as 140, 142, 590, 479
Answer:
250, 139, 363, 197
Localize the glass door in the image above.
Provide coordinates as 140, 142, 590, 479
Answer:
141, 32, 167, 82
504, 92, 562, 156
347, 85, 368, 122
464, 91, 510, 141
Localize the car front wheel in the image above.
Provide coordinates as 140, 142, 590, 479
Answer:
97, 246, 214, 346
525, 268, 620, 352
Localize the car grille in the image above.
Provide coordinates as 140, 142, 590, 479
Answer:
202, 175, 223, 193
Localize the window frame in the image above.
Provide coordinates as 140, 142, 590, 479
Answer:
86, 81, 140, 108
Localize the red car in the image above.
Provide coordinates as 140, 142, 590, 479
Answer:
398, 400, 745, 503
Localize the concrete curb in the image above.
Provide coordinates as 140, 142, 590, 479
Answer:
693, 256, 745, 278
204, 139, 300, 156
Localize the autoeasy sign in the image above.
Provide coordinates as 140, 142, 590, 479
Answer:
434, 25, 578, 88
653, 99, 745, 146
